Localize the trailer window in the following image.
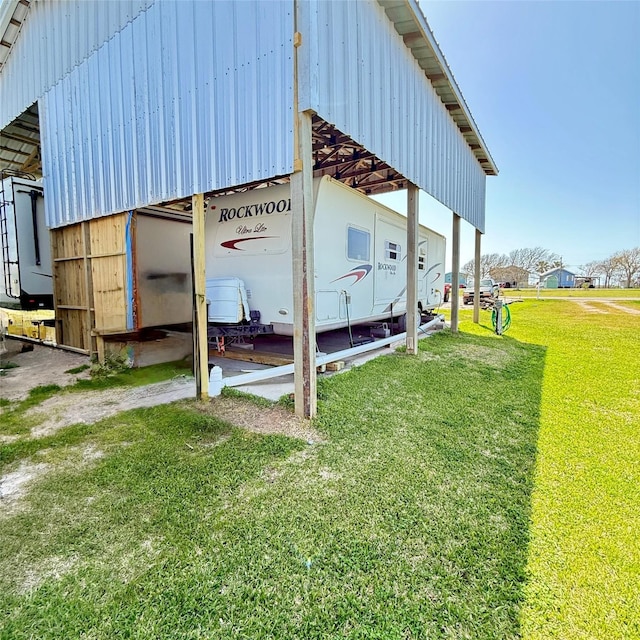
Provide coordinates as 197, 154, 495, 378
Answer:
418, 246, 425, 270
347, 226, 370, 261
385, 241, 401, 261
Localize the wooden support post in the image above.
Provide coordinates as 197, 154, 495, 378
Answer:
473, 228, 482, 324
292, 11, 316, 418
96, 335, 106, 364
451, 213, 461, 333
291, 110, 317, 418
192, 193, 209, 400
81, 221, 97, 356
406, 183, 419, 354
50, 230, 63, 348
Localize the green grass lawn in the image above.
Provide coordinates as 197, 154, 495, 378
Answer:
1, 301, 638, 638
493, 300, 640, 639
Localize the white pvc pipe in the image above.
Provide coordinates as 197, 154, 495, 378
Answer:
222, 315, 444, 388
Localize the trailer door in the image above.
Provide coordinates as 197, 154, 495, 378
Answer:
373, 215, 406, 313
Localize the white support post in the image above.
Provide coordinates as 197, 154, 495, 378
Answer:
473, 228, 481, 324
406, 184, 419, 354
192, 193, 209, 399
451, 213, 461, 333
291, 110, 317, 418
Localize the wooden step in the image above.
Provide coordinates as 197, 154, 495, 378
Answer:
209, 346, 293, 367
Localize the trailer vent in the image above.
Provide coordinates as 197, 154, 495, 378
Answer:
385, 241, 401, 261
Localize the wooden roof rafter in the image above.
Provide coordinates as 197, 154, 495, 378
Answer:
0, 102, 41, 174
310, 115, 407, 195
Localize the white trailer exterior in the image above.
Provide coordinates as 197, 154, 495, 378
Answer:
0, 175, 52, 309
205, 176, 445, 336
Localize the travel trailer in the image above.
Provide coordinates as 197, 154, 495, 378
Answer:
0, 173, 52, 309
205, 176, 445, 336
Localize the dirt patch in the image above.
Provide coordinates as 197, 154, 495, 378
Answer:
24, 377, 320, 445
0, 343, 91, 401
600, 301, 640, 315
574, 300, 640, 315
0, 445, 106, 511
0, 461, 50, 503
574, 300, 605, 314
27, 377, 195, 438
3, 334, 322, 465
193, 396, 323, 443
18, 555, 78, 595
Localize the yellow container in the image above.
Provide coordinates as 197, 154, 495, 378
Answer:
1, 308, 56, 342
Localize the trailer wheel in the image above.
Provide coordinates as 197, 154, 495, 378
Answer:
398, 309, 421, 333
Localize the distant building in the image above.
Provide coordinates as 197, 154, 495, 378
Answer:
540, 267, 575, 289
445, 272, 468, 287
575, 276, 598, 288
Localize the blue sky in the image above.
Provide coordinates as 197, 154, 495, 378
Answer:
374, 0, 640, 272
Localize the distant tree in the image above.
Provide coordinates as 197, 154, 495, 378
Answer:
509, 247, 559, 274
580, 261, 601, 277
462, 253, 507, 280
536, 260, 551, 274
552, 257, 564, 269
613, 247, 640, 288
461, 259, 476, 279
598, 256, 621, 288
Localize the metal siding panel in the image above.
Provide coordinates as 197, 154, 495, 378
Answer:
302, 0, 485, 228
40, 0, 294, 228
0, 0, 154, 129
212, 1, 233, 187
192, 2, 213, 193
346, 0, 360, 143
130, 15, 147, 204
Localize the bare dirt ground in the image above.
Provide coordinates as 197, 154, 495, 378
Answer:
2, 342, 319, 441
26, 376, 197, 438
1, 340, 322, 504
574, 300, 640, 315
597, 301, 640, 315
1, 341, 92, 401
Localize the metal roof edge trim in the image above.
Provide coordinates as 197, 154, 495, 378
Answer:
398, 0, 498, 176
0, 0, 28, 71
0, 0, 20, 38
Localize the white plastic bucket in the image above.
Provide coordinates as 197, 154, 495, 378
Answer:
208, 365, 223, 397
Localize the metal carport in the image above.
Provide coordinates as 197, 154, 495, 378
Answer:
0, 0, 497, 417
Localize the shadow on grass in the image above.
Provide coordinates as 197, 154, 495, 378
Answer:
307, 328, 547, 638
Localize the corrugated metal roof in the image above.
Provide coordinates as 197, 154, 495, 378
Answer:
299, 0, 489, 230
0, 0, 153, 130
0, 0, 30, 71
2, 0, 495, 233
378, 0, 498, 176
40, 0, 294, 228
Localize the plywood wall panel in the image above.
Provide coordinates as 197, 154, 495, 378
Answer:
90, 213, 126, 257
52, 225, 84, 260
55, 259, 87, 308
92, 255, 127, 332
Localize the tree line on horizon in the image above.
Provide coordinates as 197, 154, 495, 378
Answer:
461, 247, 640, 288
